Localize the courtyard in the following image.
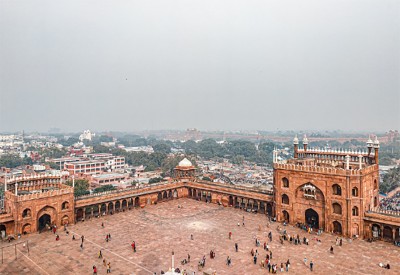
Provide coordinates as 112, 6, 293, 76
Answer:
0, 198, 398, 275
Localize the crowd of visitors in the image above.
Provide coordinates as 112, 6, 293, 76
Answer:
379, 192, 400, 211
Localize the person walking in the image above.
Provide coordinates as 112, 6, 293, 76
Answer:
98, 250, 102, 259
107, 262, 111, 273
330, 246, 334, 254
188, 254, 190, 262
93, 265, 97, 275
286, 259, 290, 272
310, 260, 314, 271
235, 243, 238, 252
304, 257, 307, 266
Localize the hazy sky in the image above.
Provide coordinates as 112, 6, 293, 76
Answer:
1, 0, 399, 133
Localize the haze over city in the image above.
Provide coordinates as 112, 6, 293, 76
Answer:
1, 0, 399, 133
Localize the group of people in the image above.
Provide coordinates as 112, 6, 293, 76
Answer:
277, 228, 311, 246
96, 250, 112, 273
209, 250, 216, 259
379, 192, 400, 212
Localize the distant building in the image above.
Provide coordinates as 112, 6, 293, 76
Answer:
79, 130, 94, 142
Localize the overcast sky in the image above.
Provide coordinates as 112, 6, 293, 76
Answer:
0, 0, 399, 133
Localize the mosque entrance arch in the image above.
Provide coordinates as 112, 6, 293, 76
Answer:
305, 208, 319, 229
38, 214, 51, 232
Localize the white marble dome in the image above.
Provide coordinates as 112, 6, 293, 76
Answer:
178, 158, 193, 167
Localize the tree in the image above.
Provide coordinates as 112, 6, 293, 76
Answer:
149, 177, 163, 184
153, 143, 171, 154
99, 135, 113, 142
232, 155, 245, 165
0, 154, 32, 168
380, 167, 400, 193
93, 184, 116, 193
66, 179, 90, 197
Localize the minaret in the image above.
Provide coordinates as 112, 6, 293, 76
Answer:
303, 134, 308, 151
4, 172, 7, 192
373, 136, 380, 164
272, 147, 276, 163
293, 135, 299, 158
366, 135, 373, 156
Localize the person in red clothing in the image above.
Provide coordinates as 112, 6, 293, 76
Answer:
93, 265, 97, 274
229, 232, 232, 239
131, 241, 136, 252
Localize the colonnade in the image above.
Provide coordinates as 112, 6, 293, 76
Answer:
187, 188, 274, 216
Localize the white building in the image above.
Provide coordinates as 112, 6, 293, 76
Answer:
79, 130, 95, 141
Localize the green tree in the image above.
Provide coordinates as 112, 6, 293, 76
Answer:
380, 167, 400, 193
0, 154, 32, 168
66, 179, 90, 197
149, 177, 163, 184
99, 135, 113, 142
153, 143, 171, 154
93, 184, 116, 193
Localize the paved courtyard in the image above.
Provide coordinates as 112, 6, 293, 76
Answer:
0, 198, 398, 275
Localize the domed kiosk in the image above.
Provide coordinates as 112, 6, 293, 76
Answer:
173, 158, 196, 181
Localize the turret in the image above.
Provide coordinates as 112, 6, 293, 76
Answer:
366, 135, 373, 156
373, 136, 379, 164
303, 134, 308, 151
293, 135, 299, 158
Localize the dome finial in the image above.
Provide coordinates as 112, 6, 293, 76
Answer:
303, 134, 308, 145
367, 135, 373, 147
373, 136, 380, 148
293, 134, 299, 145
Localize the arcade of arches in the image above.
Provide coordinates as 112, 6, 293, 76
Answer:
1, 180, 398, 243
75, 187, 275, 222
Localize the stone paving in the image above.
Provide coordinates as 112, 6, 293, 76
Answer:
0, 198, 398, 275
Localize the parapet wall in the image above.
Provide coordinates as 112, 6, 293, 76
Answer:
12, 187, 74, 202
273, 163, 378, 176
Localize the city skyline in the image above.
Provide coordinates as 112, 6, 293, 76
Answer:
1, 0, 399, 132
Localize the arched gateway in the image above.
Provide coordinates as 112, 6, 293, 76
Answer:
305, 208, 319, 229
38, 214, 51, 231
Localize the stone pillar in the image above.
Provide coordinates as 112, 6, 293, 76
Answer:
91, 207, 94, 217
345, 155, 350, 170
358, 155, 363, 169
82, 209, 86, 220
113, 202, 116, 212
106, 204, 108, 214
393, 228, 396, 241
98, 205, 101, 215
